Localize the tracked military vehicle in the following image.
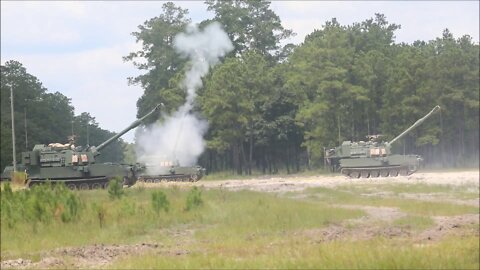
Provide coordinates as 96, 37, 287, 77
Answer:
2, 104, 161, 189
137, 158, 205, 183
325, 105, 441, 178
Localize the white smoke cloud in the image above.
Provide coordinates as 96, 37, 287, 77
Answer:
135, 22, 233, 173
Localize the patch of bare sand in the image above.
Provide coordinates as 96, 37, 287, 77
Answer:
0, 243, 162, 269
417, 214, 480, 242
298, 210, 478, 244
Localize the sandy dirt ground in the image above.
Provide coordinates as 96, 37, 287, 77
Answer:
1, 170, 478, 269
145, 170, 480, 193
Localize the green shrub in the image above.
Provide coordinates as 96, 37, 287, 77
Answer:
92, 202, 107, 228
0, 182, 82, 231
185, 187, 203, 211
120, 198, 137, 216
151, 190, 170, 215
108, 177, 124, 200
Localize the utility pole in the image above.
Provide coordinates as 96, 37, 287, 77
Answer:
24, 106, 28, 150
87, 121, 90, 146
10, 85, 17, 172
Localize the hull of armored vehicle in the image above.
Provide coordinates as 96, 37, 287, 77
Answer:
27, 163, 137, 189
138, 165, 205, 182
339, 154, 422, 178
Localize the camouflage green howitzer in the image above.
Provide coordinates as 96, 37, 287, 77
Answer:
137, 158, 206, 183
325, 105, 441, 178
2, 104, 162, 189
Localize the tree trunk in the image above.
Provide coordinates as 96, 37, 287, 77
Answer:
249, 131, 253, 175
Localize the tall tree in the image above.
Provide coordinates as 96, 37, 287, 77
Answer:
200, 51, 272, 174
124, 2, 191, 120
204, 0, 294, 58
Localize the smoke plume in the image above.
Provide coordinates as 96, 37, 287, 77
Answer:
136, 22, 233, 172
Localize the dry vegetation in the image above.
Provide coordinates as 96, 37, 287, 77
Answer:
1, 171, 478, 269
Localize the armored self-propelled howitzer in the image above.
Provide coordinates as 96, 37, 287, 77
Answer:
137, 158, 206, 183
325, 105, 441, 178
2, 104, 161, 189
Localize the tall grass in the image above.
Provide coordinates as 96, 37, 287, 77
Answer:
304, 187, 479, 216
1, 187, 363, 260
109, 236, 479, 269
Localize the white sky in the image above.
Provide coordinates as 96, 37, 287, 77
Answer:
1, 1, 478, 143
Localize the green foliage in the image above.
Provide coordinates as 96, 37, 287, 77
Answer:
108, 177, 124, 200
205, 0, 293, 57
0, 182, 82, 230
111, 237, 479, 269
2, 183, 478, 268
125, 8, 479, 173
123, 2, 190, 120
91, 202, 107, 228
305, 186, 479, 216
393, 215, 435, 231
151, 190, 170, 214
184, 186, 203, 211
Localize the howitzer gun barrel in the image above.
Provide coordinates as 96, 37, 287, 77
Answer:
387, 105, 441, 146
94, 104, 162, 154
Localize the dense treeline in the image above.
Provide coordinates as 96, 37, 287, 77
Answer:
0, 61, 125, 171
127, 1, 479, 174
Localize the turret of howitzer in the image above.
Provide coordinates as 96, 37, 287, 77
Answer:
90, 103, 162, 156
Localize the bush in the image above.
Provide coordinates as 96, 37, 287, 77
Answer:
151, 190, 170, 215
108, 177, 124, 200
185, 187, 203, 211
92, 202, 107, 228
0, 182, 82, 231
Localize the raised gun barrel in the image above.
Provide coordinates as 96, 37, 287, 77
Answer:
387, 105, 441, 147
92, 104, 162, 155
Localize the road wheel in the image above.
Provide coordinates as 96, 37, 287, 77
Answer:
360, 171, 370, 178
399, 169, 409, 176
389, 170, 399, 177
92, 183, 101, 189
370, 170, 379, 178
380, 169, 389, 177
80, 183, 89, 190
67, 183, 77, 190
190, 174, 199, 182
350, 171, 361, 178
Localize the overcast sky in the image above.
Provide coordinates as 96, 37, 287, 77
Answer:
1, 1, 478, 143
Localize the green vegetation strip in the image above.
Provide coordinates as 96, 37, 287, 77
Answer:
109, 236, 479, 269
304, 186, 479, 216
1, 184, 363, 259
337, 182, 479, 200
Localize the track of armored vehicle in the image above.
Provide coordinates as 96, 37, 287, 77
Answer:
340, 164, 417, 178
138, 174, 201, 183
